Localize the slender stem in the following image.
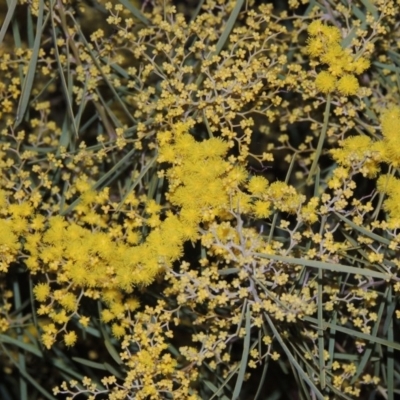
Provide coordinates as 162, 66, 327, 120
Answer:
307, 93, 331, 184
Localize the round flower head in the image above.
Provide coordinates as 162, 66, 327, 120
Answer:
315, 71, 336, 93
307, 20, 325, 36
337, 74, 359, 96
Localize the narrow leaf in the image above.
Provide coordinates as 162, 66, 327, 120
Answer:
0, 0, 17, 45
0, 334, 43, 357
264, 313, 325, 400
304, 317, 400, 351
232, 302, 251, 400
334, 212, 390, 246
15, 0, 46, 127
254, 252, 390, 280
117, 0, 149, 25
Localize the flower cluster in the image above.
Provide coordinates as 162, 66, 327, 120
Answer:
2, 0, 400, 399
306, 20, 370, 95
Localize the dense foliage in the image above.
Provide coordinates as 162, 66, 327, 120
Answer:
1, 0, 400, 399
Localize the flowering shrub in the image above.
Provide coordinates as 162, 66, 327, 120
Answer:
1, 0, 400, 399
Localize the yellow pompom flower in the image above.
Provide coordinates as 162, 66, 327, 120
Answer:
377, 174, 400, 221
146, 199, 162, 215
59, 292, 78, 312
64, 331, 77, 347
307, 20, 325, 36
320, 44, 344, 65
315, 71, 336, 93
248, 175, 269, 195
306, 37, 324, 57
111, 323, 126, 338
350, 57, 370, 74
101, 309, 115, 323
377, 174, 398, 195
125, 297, 140, 312
337, 74, 359, 96
252, 200, 271, 219
33, 283, 51, 302
199, 137, 229, 158
379, 106, 400, 166
381, 106, 400, 143
321, 25, 342, 44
